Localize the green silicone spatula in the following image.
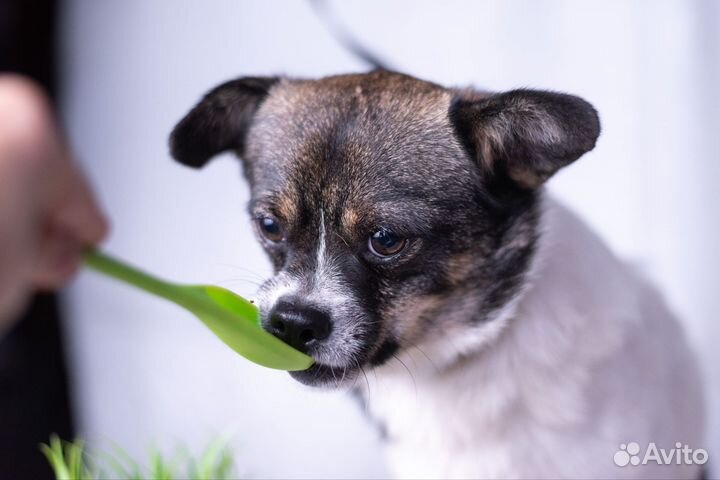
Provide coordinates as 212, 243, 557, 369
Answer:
83, 250, 313, 371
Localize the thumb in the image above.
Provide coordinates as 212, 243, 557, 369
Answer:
51, 159, 109, 246
31, 157, 109, 289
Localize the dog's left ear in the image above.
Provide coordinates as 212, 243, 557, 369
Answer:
449, 89, 600, 189
169, 76, 279, 168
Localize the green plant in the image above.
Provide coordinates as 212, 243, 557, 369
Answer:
41, 435, 237, 480
41, 436, 93, 480
84, 250, 313, 371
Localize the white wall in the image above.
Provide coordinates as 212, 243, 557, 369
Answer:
61, 1, 719, 477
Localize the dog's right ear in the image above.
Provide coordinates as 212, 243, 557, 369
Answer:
169, 76, 279, 168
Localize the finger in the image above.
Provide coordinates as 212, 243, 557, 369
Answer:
52, 163, 109, 246
0, 75, 55, 155
31, 224, 83, 289
0, 75, 108, 248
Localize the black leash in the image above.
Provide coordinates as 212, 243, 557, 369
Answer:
307, 0, 393, 71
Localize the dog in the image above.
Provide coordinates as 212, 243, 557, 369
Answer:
169, 71, 705, 479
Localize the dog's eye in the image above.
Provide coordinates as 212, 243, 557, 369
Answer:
368, 228, 406, 257
256, 216, 283, 243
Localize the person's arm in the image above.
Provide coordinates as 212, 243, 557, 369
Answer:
0, 74, 108, 332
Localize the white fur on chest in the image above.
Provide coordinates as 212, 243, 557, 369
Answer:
363, 195, 704, 479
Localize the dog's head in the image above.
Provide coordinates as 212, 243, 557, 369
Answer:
170, 71, 600, 386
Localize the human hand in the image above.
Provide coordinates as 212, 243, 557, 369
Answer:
0, 74, 108, 332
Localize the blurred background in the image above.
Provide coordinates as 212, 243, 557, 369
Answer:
1, 0, 718, 478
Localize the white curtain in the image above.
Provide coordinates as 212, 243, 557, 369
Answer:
62, 1, 719, 477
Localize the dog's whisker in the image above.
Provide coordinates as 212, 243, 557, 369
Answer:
214, 263, 266, 280
338, 365, 348, 389
408, 342, 440, 371
312, 364, 323, 384
403, 345, 423, 373
333, 231, 351, 248
359, 363, 372, 409
330, 362, 339, 386
349, 362, 362, 391
215, 277, 264, 288
392, 353, 418, 406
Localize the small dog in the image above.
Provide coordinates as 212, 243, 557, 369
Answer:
170, 71, 705, 479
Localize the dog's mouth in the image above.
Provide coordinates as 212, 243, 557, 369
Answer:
289, 338, 400, 388
289, 362, 361, 388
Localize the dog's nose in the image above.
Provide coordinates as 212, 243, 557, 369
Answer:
267, 300, 332, 353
